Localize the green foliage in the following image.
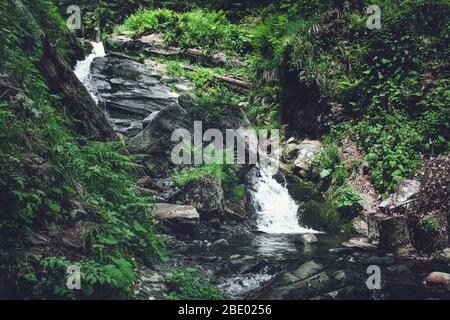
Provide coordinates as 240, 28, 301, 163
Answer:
167, 268, 225, 300
287, 0, 449, 194
332, 185, 362, 221
22, 256, 130, 299
0, 1, 166, 299
419, 215, 444, 236
354, 112, 423, 194
118, 8, 253, 55
173, 158, 245, 203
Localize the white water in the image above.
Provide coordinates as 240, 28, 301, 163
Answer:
74, 42, 106, 104
251, 165, 319, 234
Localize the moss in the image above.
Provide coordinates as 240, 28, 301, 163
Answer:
285, 174, 318, 202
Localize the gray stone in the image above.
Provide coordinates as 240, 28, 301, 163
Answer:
211, 239, 230, 250
294, 234, 319, 245
292, 139, 323, 177
181, 174, 225, 218
155, 203, 199, 233
289, 260, 323, 282
379, 179, 420, 210
423, 272, 450, 290
351, 217, 369, 236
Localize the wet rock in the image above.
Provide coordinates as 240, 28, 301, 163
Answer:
387, 264, 411, 274
365, 256, 396, 266
351, 217, 369, 236
432, 248, 450, 263
143, 111, 160, 127
328, 247, 355, 254
285, 174, 318, 202
160, 234, 188, 253
127, 99, 191, 177
181, 174, 225, 219
224, 200, 246, 221
211, 239, 230, 250
342, 237, 377, 251
286, 272, 331, 300
325, 286, 356, 300
287, 261, 323, 283
136, 268, 168, 300
91, 55, 185, 137
423, 272, 450, 290
61, 221, 88, 249
155, 203, 199, 234
297, 200, 326, 231
110, 118, 143, 136
294, 234, 318, 245
378, 215, 412, 253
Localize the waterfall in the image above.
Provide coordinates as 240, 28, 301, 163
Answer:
73, 42, 105, 104
250, 165, 318, 234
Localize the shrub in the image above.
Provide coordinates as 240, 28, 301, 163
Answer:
167, 268, 225, 300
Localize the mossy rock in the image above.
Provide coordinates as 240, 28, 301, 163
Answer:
285, 174, 319, 202
298, 199, 343, 233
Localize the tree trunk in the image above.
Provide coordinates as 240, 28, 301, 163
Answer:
378, 215, 412, 253
39, 33, 116, 142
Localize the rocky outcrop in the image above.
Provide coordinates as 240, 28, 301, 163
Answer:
284, 139, 323, 178
253, 261, 330, 300
91, 54, 192, 136
39, 35, 115, 141
127, 99, 192, 177
180, 174, 225, 219
155, 203, 199, 234
106, 33, 246, 68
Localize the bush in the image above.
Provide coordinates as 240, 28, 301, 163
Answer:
167, 268, 225, 300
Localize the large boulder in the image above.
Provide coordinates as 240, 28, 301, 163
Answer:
291, 140, 323, 178
91, 54, 192, 136
253, 261, 327, 300
127, 99, 192, 177
180, 174, 225, 219
154, 203, 199, 234
423, 272, 450, 291
106, 33, 246, 67
91, 55, 180, 113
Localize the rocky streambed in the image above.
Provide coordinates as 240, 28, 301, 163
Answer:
74, 42, 450, 300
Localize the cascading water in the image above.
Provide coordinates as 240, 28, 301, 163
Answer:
73, 42, 105, 104
250, 165, 318, 234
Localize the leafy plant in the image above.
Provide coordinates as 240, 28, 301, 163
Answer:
167, 268, 225, 300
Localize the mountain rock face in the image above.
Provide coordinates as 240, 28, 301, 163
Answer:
91, 54, 192, 136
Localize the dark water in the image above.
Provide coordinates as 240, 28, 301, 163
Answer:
180, 232, 450, 300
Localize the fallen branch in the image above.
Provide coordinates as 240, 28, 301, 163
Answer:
179, 63, 251, 90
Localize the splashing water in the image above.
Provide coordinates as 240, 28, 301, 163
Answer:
73, 42, 105, 104
250, 165, 319, 234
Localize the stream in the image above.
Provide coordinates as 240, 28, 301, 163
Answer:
74, 42, 450, 300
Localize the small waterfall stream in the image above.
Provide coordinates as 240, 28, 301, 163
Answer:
74, 42, 105, 104
250, 165, 318, 234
